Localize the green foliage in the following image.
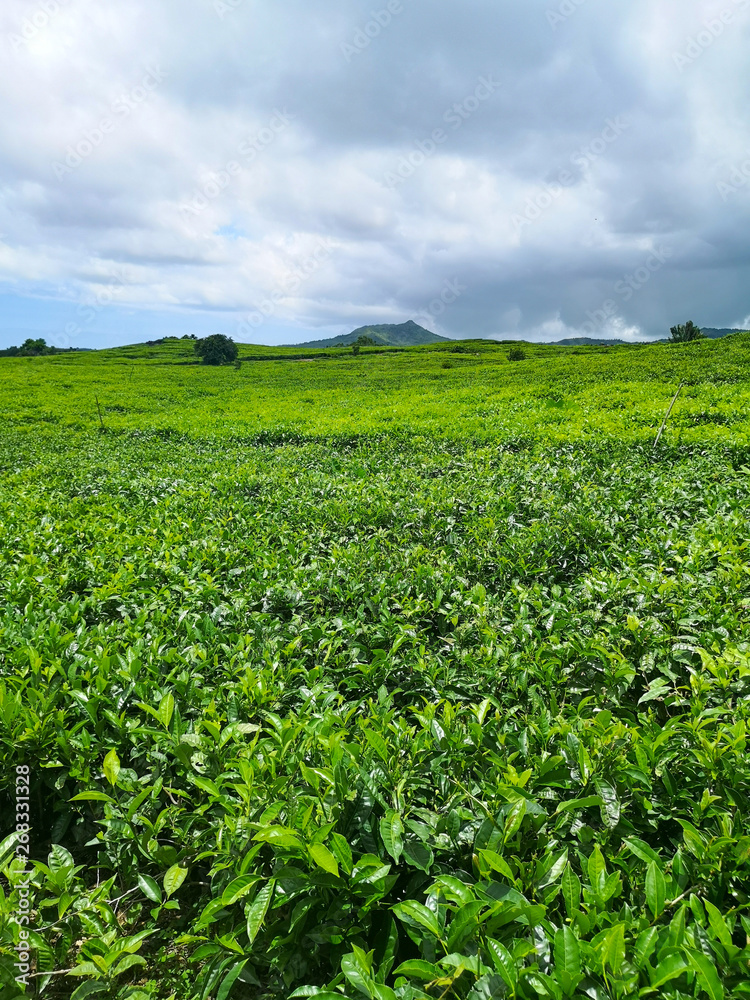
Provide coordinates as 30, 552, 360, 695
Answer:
0, 338, 68, 357
1, 337, 750, 998
353, 335, 376, 355
507, 346, 527, 361
194, 334, 239, 365
670, 321, 703, 343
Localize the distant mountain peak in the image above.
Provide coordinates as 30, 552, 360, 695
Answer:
291, 321, 451, 349
550, 337, 629, 346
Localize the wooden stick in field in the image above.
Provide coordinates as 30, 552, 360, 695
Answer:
653, 383, 683, 448
95, 395, 105, 431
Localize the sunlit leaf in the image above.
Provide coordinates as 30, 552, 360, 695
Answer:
163, 864, 188, 899
645, 860, 666, 918
379, 810, 404, 864
308, 842, 339, 877
103, 749, 120, 787
246, 882, 274, 944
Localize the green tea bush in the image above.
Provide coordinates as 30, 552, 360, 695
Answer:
1, 338, 750, 999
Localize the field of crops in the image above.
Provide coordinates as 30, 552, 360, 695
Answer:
2, 335, 750, 1000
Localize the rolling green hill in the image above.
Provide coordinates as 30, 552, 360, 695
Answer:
549, 328, 746, 347
701, 327, 746, 338
2, 333, 750, 998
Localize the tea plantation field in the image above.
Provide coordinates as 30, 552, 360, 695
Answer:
1, 335, 750, 1000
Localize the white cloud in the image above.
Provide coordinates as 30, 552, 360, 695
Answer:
0, 0, 749, 346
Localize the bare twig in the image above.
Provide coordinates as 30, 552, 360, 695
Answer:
653, 383, 683, 448
27, 967, 77, 979
448, 777, 495, 822
95, 395, 106, 431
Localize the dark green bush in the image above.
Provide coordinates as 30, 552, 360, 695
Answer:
194, 334, 239, 365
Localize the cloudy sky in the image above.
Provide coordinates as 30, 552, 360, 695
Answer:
0, 0, 749, 348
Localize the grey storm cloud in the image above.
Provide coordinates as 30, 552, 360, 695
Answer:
0, 0, 749, 344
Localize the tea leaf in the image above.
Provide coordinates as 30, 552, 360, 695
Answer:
308, 843, 339, 877
163, 864, 188, 900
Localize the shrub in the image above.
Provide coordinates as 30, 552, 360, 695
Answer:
194, 334, 239, 365
507, 346, 527, 361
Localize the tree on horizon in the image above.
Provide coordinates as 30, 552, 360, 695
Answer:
194, 334, 239, 365
670, 321, 702, 342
